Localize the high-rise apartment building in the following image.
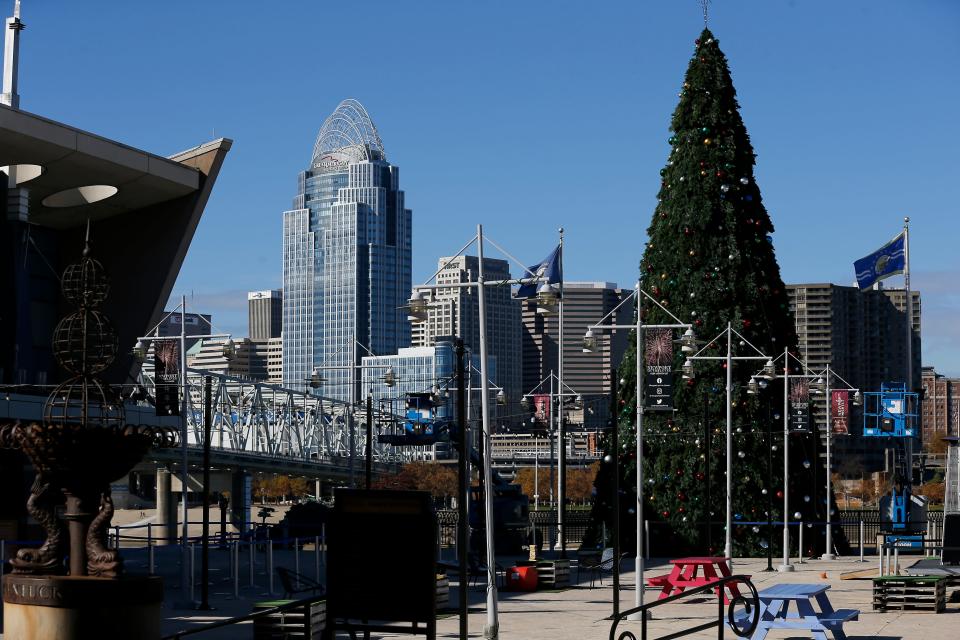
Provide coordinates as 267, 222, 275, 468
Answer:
921, 367, 959, 445
248, 290, 282, 340
411, 256, 521, 415
786, 282, 922, 470
521, 282, 631, 430
281, 100, 412, 401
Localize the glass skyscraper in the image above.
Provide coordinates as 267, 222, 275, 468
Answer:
282, 99, 412, 401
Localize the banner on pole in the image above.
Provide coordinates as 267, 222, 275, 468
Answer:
155, 341, 181, 416
789, 380, 810, 433
644, 329, 674, 411
831, 389, 850, 435
533, 394, 550, 424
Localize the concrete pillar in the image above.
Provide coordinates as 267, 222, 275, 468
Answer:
231, 470, 251, 534
154, 466, 177, 546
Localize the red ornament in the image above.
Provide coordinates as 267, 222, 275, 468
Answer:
678, 506, 686, 513
742, 319, 752, 328
716, 170, 726, 178
695, 319, 703, 326
662, 510, 670, 518
684, 227, 692, 236
677, 491, 687, 501
675, 468, 684, 477
695, 472, 705, 481
776, 490, 783, 499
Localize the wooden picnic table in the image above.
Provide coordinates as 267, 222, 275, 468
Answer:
647, 556, 746, 605
735, 583, 859, 640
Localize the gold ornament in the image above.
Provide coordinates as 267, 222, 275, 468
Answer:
703, 138, 712, 145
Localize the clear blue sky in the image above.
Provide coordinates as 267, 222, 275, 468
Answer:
17, 1, 960, 376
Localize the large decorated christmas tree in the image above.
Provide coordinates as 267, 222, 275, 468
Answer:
590, 28, 846, 557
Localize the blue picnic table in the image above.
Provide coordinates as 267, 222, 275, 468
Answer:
734, 583, 859, 640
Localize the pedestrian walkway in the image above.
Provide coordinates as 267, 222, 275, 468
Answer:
152, 553, 959, 639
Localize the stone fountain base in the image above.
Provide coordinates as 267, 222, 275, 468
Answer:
2, 574, 163, 640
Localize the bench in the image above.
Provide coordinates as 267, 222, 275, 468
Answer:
646, 574, 671, 587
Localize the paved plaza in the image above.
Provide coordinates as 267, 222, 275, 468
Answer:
147, 548, 958, 639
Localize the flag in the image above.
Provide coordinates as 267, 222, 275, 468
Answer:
515, 244, 562, 298
831, 390, 850, 435
854, 233, 905, 290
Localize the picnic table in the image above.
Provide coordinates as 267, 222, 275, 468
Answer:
734, 583, 859, 640
647, 556, 747, 605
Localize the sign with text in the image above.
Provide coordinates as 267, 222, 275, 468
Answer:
831, 389, 850, 435
533, 394, 551, 425
789, 403, 810, 432
644, 329, 674, 411
154, 341, 180, 416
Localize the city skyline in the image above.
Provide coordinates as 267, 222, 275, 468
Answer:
14, 1, 957, 375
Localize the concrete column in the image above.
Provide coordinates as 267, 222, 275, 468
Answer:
154, 467, 177, 546
231, 470, 252, 534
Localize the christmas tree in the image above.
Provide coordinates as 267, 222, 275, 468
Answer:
589, 28, 847, 557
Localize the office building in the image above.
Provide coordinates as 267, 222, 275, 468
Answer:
921, 366, 959, 445
186, 337, 268, 380
248, 290, 282, 340
282, 99, 412, 401
521, 282, 631, 429
786, 282, 922, 470
157, 312, 213, 351
267, 337, 283, 385
411, 256, 521, 417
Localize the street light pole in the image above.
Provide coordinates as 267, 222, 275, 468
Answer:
557, 227, 566, 558
725, 323, 733, 562
476, 224, 499, 640
780, 347, 793, 572
631, 280, 645, 620
823, 369, 834, 559
179, 295, 190, 602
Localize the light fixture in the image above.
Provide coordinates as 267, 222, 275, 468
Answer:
407, 290, 428, 323
747, 377, 759, 395
308, 369, 324, 389
582, 329, 597, 353
682, 359, 694, 380
852, 390, 862, 406
521, 396, 531, 411
132, 340, 148, 363
496, 389, 506, 405
680, 328, 697, 353
759, 379, 768, 390
384, 367, 396, 387
536, 288, 558, 316
810, 377, 825, 395
222, 338, 236, 360
42, 184, 118, 208
761, 359, 776, 380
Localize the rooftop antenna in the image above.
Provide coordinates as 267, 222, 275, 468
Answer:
2, 0, 25, 108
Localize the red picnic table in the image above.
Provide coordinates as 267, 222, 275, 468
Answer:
646, 557, 749, 605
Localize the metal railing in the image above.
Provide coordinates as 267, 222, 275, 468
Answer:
609, 575, 759, 640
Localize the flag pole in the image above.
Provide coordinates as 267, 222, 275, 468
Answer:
903, 217, 912, 391
556, 227, 566, 558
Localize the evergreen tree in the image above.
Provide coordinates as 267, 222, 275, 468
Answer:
590, 28, 846, 557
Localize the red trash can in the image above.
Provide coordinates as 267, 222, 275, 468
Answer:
506, 565, 538, 591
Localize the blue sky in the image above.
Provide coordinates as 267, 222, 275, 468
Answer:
17, 1, 960, 375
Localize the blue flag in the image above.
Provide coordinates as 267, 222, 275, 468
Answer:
854, 233, 905, 290
515, 244, 562, 298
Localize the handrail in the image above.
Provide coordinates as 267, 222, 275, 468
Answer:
608, 574, 759, 640
161, 593, 326, 639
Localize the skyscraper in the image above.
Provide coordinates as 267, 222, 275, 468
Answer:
411, 255, 521, 415
248, 290, 282, 340
282, 99, 412, 401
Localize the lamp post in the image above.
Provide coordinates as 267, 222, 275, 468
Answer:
408, 224, 551, 640
134, 296, 234, 603
684, 323, 770, 566
584, 280, 692, 619
809, 365, 860, 559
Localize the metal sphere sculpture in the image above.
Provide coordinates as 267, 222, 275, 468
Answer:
0, 233, 177, 578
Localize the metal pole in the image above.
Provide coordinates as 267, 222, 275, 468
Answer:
725, 323, 733, 563
315, 535, 321, 582
200, 375, 213, 609
295, 537, 300, 576
321, 523, 326, 566
366, 392, 373, 489
189, 544, 195, 603
557, 227, 566, 558
765, 395, 774, 571
631, 281, 646, 619
798, 522, 804, 564
233, 541, 239, 599
549, 371, 555, 509
824, 368, 835, 559
476, 224, 499, 640
611, 366, 620, 620
779, 348, 794, 572
904, 217, 912, 391
179, 295, 190, 598
860, 520, 863, 562
456, 339, 469, 640
268, 539, 274, 595
249, 538, 254, 586
148, 524, 155, 575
